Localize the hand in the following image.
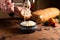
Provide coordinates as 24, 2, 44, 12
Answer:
0, 0, 31, 18
0, 0, 14, 13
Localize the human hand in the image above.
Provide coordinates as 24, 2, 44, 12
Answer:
0, 0, 14, 12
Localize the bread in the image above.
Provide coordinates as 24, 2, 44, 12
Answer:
32, 7, 60, 23
47, 18, 58, 27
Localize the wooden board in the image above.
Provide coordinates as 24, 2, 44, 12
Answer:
0, 18, 60, 40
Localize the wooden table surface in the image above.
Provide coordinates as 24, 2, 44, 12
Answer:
0, 18, 60, 40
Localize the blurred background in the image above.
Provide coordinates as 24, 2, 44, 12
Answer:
0, 0, 60, 18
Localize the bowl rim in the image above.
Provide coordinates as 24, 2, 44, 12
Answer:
20, 21, 36, 28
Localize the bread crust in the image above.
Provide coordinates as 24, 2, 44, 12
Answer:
32, 7, 60, 23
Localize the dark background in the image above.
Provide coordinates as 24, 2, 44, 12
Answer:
47, 0, 60, 9
34, 0, 60, 11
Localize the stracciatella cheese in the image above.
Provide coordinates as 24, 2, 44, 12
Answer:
21, 8, 32, 19
21, 21, 36, 26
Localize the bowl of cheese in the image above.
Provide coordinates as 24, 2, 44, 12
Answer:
20, 21, 37, 33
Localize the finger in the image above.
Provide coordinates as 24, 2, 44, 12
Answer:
7, 3, 14, 13
5, 0, 12, 4
0, 0, 5, 9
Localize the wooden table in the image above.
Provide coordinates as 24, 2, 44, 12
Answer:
0, 18, 60, 40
